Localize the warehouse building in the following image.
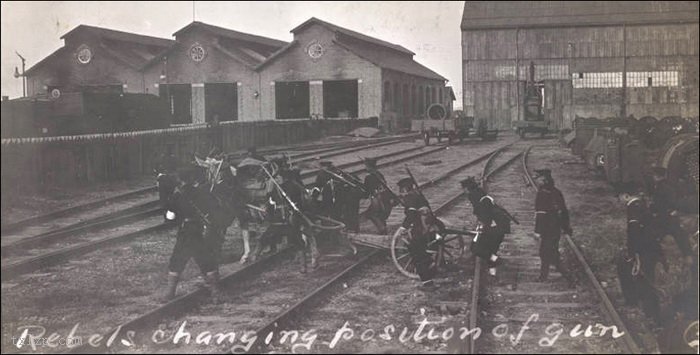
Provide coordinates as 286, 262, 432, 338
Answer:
461, 1, 699, 130
22, 18, 451, 131
25, 25, 173, 97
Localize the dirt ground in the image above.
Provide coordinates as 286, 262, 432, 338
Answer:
2, 136, 696, 354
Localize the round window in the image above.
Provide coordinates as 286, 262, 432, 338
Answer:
190, 44, 206, 62
307, 42, 324, 59
77, 47, 92, 64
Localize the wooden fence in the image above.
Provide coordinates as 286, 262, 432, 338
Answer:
1, 118, 377, 198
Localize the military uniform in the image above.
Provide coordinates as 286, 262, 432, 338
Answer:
253, 169, 309, 270
362, 163, 393, 234
648, 170, 692, 257
471, 196, 510, 264
314, 162, 342, 221
398, 178, 444, 287
533, 169, 573, 282
461, 177, 509, 273
161, 168, 223, 302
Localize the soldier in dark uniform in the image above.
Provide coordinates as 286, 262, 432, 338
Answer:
161, 166, 223, 302
361, 158, 394, 234
647, 166, 693, 263
626, 196, 666, 281
461, 177, 510, 276
533, 169, 574, 283
314, 161, 342, 221
156, 151, 179, 221
395, 177, 445, 290
251, 168, 309, 272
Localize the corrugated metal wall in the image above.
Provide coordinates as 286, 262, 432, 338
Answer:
462, 23, 699, 129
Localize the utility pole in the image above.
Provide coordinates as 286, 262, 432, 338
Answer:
14, 51, 27, 97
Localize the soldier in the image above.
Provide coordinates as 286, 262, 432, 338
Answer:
647, 166, 693, 264
460, 177, 510, 276
461, 177, 509, 276
395, 177, 445, 290
625, 196, 666, 282
252, 168, 309, 272
361, 158, 394, 234
533, 169, 574, 284
161, 166, 223, 303
314, 161, 342, 221
156, 151, 179, 221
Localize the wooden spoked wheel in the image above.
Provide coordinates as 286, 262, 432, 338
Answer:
391, 228, 465, 279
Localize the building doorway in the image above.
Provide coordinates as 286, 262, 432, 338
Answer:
205, 82, 237, 122
159, 84, 192, 124
323, 80, 358, 118
275, 81, 309, 119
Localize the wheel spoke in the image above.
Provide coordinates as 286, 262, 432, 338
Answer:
396, 253, 410, 261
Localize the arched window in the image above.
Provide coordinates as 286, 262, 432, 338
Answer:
431, 87, 436, 106
384, 81, 392, 110
439, 87, 443, 105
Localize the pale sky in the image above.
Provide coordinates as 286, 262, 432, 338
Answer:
1, 1, 465, 107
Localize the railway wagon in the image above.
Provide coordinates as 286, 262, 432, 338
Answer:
411, 103, 472, 145
1, 91, 172, 137
575, 116, 699, 209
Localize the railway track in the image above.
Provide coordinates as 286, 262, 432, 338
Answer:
463, 144, 640, 354
0, 138, 459, 280
0, 134, 417, 235
57, 139, 516, 354
248, 143, 522, 353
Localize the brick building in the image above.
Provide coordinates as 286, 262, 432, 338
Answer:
143, 21, 288, 124
25, 25, 173, 97
257, 17, 449, 131
25, 18, 452, 131
461, 1, 700, 130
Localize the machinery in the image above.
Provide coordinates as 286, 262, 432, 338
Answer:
410, 103, 485, 145
513, 61, 550, 138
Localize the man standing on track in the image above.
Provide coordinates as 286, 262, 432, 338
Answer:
533, 169, 574, 284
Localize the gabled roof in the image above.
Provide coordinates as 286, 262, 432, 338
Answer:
27, 24, 174, 74
61, 24, 174, 47
174, 21, 288, 50
254, 41, 299, 70
333, 38, 446, 81
291, 17, 414, 56
461, 1, 699, 30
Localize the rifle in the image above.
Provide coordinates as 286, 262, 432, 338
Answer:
404, 165, 435, 216
261, 165, 314, 226
321, 168, 371, 195
494, 202, 520, 225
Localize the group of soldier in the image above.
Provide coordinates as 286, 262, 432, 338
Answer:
154, 144, 583, 300
618, 166, 698, 330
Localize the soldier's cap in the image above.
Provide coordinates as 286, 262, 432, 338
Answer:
363, 157, 378, 167
460, 176, 479, 189
397, 177, 415, 189
533, 169, 552, 178
319, 161, 334, 167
